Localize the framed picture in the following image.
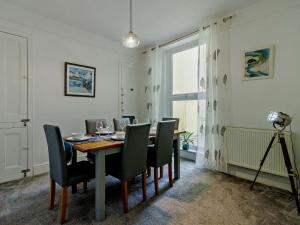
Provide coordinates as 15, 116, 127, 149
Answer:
242, 45, 274, 81
64, 62, 96, 97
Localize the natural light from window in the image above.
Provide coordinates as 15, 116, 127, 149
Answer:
172, 46, 199, 95
171, 44, 205, 152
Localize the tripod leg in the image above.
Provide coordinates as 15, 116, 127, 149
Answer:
279, 135, 300, 215
250, 134, 277, 190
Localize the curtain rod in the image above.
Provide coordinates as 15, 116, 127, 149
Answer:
158, 29, 200, 48
143, 15, 233, 52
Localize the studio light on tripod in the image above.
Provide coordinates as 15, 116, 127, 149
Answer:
251, 110, 300, 215
267, 111, 292, 130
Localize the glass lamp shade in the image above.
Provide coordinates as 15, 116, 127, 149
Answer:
122, 31, 140, 48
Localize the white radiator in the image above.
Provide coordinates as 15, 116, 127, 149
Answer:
225, 127, 294, 177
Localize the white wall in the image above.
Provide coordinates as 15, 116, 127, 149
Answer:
33, 32, 123, 172
0, 1, 142, 175
229, 0, 300, 165
139, 0, 300, 190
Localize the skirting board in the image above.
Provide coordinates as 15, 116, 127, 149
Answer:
227, 164, 292, 192
33, 162, 49, 175
0, 171, 33, 184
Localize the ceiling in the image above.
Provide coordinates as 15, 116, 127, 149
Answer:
1, 0, 262, 48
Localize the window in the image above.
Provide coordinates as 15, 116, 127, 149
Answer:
169, 41, 206, 153
172, 47, 198, 95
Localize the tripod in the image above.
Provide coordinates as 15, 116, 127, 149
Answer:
250, 130, 300, 215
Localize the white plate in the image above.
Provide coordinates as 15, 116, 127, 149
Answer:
65, 136, 91, 142
111, 135, 125, 141
95, 131, 113, 135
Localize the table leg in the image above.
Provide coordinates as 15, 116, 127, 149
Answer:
71, 149, 77, 193
95, 151, 106, 221
173, 136, 180, 180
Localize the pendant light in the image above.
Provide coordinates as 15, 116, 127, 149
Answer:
122, 0, 140, 48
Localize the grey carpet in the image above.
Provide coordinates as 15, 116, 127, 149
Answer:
0, 160, 299, 225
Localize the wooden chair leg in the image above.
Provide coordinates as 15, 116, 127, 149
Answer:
168, 162, 173, 187
142, 171, 147, 201
160, 166, 164, 179
147, 167, 152, 177
154, 167, 159, 195
49, 179, 55, 210
122, 181, 129, 213
83, 181, 88, 193
60, 187, 68, 224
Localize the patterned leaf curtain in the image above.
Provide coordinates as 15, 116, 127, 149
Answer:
196, 19, 231, 172
143, 47, 168, 125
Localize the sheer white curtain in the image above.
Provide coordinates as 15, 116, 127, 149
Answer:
196, 19, 231, 172
144, 47, 168, 124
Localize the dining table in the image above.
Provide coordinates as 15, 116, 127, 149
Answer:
67, 130, 185, 221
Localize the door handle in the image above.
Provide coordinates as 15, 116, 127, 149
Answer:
21, 119, 30, 127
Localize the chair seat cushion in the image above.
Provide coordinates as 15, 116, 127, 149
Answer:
67, 161, 95, 186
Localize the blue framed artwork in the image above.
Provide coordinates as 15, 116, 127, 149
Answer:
64, 62, 96, 97
243, 45, 274, 80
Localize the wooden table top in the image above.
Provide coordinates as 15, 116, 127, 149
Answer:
72, 130, 186, 153
73, 140, 124, 153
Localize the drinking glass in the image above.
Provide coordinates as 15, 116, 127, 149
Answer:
119, 121, 125, 132
106, 122, 113, 133
152, 120, 157, 128
96, 121, 103, 136
133, 119, 139, 124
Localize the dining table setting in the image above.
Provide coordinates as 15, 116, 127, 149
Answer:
61, 120, 185, 221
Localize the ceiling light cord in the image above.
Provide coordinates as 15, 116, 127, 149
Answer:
130, 0, 132, 32
122, 0, 140, 48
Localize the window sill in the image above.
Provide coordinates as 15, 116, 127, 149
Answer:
180, 149, 196, 161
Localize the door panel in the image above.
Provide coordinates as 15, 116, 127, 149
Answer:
120, 63, 139, 117
0, 32, 27, 122
0, 32, 28, 183
0, 127, 27, 180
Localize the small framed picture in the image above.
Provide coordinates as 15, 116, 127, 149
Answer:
242, 45, 275, 81
64, 62, 96, 97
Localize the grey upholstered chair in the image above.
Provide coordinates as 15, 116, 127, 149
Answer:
157, 118, 179, 178
43, 125, 95, 224
85, 119, 107, 135
122, 115, 135, 124
113, 117, 130, 131
106, 123, 150, 213
162, 117, 179, 130
147, 121, 175, 195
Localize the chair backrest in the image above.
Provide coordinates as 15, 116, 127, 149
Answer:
122, 115, 135, 124
121, 123, 150, 180
154, 121, 175, 167
43, 125, 67, 186
113, 118, 130, 131
162, 117, 179, 130
85, 119, 107, 134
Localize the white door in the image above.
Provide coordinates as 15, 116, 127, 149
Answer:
0, 32, 29, 183
120, 63, 139, 117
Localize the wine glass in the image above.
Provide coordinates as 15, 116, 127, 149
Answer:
152, 120, 157, 128
96, 121, 103, 136
119, 121, 126, 132
106, 122, 113, 134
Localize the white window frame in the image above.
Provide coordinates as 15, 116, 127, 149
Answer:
166, 39, 205, 116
